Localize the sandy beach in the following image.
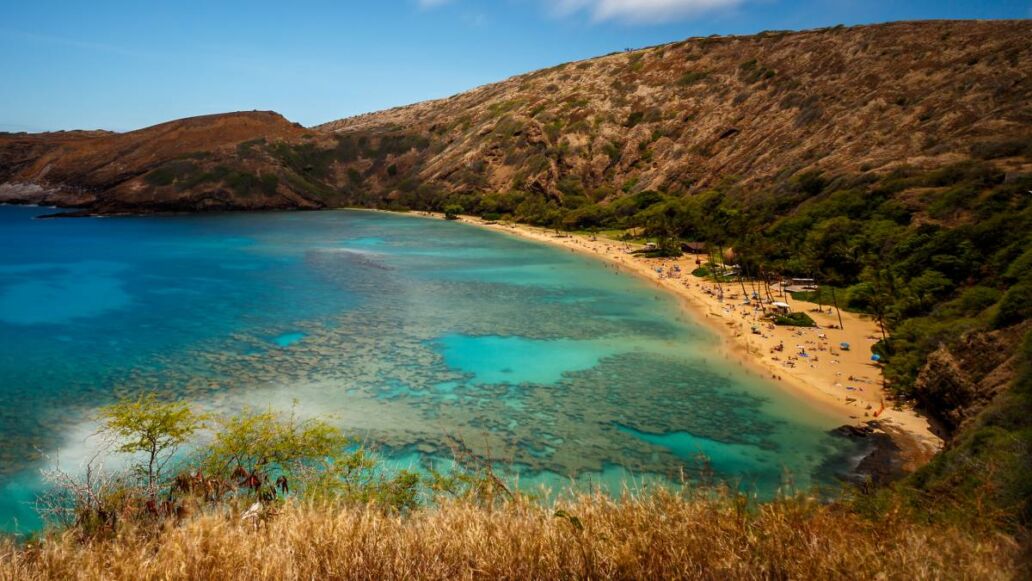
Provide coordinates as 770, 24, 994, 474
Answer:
404, 211, 944, 469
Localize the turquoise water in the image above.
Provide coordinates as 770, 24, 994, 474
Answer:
270, 332, 307, 347
0, 207, 861, 533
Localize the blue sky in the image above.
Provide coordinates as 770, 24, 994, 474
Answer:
1, 0, 1029, 132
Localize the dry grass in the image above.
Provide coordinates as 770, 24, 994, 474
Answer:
0, 490, 1020, 580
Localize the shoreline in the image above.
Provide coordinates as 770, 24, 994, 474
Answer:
0, 202, 944, 474
395, 210, 943, 472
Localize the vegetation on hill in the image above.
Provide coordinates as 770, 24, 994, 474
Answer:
898, 329, 1032, 529
316, 20, 1031, 209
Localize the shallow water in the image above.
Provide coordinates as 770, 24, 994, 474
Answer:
0, 207, 861, 533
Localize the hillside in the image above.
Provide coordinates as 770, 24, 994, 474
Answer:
1, 21, 1029, 216
317, 19, 1031, 209
0, 111, 322, 213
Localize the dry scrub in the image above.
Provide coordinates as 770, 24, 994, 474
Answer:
1, 490, 1019, 580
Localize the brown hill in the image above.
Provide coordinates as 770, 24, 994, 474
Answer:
314, 19, 1031, 209
0, 20, 1029, 214
0, 111, 322, 213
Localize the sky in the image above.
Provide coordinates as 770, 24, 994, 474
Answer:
1, 0, 1029, 132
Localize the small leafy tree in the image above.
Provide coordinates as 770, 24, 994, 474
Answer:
200, 407, 427, 510
202, 407, 351, 498
98, 393, 204, 494
443, 204, 463, 220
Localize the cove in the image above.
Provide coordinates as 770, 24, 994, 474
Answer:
0, 207, 864, 533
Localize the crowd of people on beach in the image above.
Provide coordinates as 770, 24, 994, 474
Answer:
638, 255, 884, 417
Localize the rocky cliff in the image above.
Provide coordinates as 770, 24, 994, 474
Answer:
914, 322, 1031, 433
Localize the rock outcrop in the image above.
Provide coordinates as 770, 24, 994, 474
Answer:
914, 322, 1030, 433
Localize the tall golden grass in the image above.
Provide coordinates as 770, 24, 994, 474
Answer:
0, 489, 1020, 580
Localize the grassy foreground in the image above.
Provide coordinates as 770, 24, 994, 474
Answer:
0, 490, 1020, 580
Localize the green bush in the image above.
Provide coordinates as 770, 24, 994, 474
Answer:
98, 394, 203, 491
444, 204, 463, 220
993, 281, 1032, 329
773, 312, 817, 327
273, 143, 331, 177
236, 138, 266, 158
143, 161, 199, 187
624, 111, 645, 128
936, 286, 1003, 318
970, 137, 1032, 160
144, 168, 177, 187
677, 71, 708, 85
64, 394, 439, 532
562, 204, 611, 229
223, 171, 269, 197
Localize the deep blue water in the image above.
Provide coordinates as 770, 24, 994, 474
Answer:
0, 207, 860, 533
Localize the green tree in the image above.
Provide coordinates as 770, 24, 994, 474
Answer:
201, 406, 423, 509
202, 407, 349, 494
98, 393, 204, 493
443, 204, 464, 220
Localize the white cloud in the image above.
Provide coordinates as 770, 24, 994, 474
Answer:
555, 0, 745, 23
417, 0, 452, 8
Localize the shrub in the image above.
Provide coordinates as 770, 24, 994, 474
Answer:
236, 138, 266, 158
562, 204, 612, 229
143, 161, 198, 187
624, 111, 645, 128
970, 137, 1032, 160
602, 141, 623, 164
201, 407, 353, 499
37, 394, 434, 537
259, 174, 280, 196
224, 171, 262, 197
678, 71, 708, 85
773, 312, 817, 327
992, 281, 1032, 329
